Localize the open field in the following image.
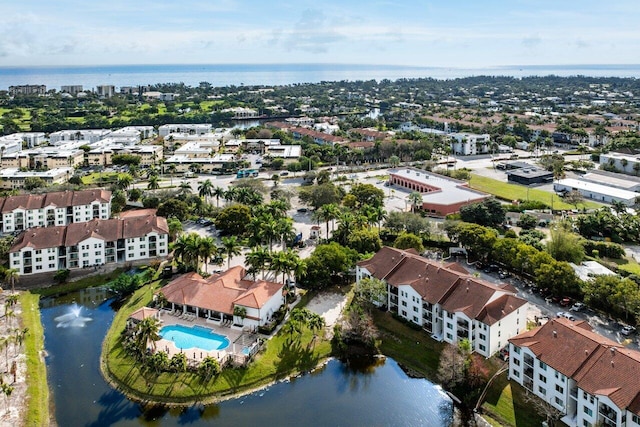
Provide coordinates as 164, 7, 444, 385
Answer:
469, 174, 603, 210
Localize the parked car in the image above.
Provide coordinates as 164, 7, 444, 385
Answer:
560, 298, 572, 307
297, 208, 309, 213
570, 302, 585, 312
557, 312, 576, 321
621, 325, 637, 336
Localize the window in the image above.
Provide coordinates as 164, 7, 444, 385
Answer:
539, 361, 547, 370
140, 252, 146, 256
555, 397, 562, 406
49, 256, 55, 261
632, 414, 639, 425
555, 384, 564, 394
479, 333, 486, 340
447, 323, 452, 330
447, 312, 453, 319
446, 333, 453, 340
513, 358, 520, 366
478, 344, 486, 351
538, 386, 546, 395
539, 374, 547, 383
582, 421, 592, 427
82, 253, 89, 258
511, 368, 519, 377
413, 306, 418, 312
401, 301, 407, 307
583, 406, 592, 417
413, 316, 419, 323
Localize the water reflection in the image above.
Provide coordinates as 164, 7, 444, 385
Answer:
42, 288, 452, 426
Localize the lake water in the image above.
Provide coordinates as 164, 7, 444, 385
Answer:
41, 289, 453, 426
2, 63, 640, 91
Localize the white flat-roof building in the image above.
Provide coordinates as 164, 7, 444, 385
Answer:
0, 167, 74, 189
60, 85, 83, 95
389, 168, 489, 216
164, 154, 236, 173
570, 261, 616, 282
450, 132, 491, 156
49, 129, 111, 145
581, 170, 640, 193
222, 107, 259, 119
599, 152, 640, 176
554, 178, 637, 206
174, 141, 220, 158
87, 144, 163, 167
7, 132, 47, 148
0, 135, 24, 156
159, 124, 212, 137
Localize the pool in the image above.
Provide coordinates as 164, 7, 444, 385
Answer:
160, 324, 230, 351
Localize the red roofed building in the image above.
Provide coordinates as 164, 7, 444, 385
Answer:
0, 189, 112, 233
509, 318, 640, 427
356, 246, 528, 357
158, 266, 285, 328
9, 213, 168, 275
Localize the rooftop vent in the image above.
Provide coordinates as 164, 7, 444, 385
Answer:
552, 330, 557, 338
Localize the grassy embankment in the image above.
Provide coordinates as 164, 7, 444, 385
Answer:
31, 268, 125, 298
469, 174, 602, 211
372, 310, 544, 427
102, 282, 333, 404
20, 292, 50, 427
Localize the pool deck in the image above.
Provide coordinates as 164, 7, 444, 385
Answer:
156, 310, 258, 363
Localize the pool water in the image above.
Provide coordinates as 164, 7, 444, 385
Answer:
160, 324, 230, 351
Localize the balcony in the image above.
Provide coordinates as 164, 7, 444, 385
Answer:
569, 388, 578, 399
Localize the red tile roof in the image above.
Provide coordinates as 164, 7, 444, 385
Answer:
358, 246, 526, 323
159, 266, 284, 315
510, 318, 640, 415
0, 189, 111, 213
10, 214, 168, 251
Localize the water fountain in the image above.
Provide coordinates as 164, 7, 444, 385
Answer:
53, 303, 92, 328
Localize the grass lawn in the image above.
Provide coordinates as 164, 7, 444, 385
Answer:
102, 282, 333, 403
20, 292, 50, 426
469, 174, 602, 210
372, 311, 444, 378
82, 171, 120, 185
32, 268, 126, 298
618, 261, 640, 275
481, 372, 545, 427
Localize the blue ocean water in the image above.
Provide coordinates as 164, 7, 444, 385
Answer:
0, 63, 639, 91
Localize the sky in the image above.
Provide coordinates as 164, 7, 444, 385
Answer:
0, 0, 638, 68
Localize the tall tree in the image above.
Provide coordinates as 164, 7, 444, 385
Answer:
221, 236, 242, 269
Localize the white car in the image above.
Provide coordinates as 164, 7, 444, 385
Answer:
621, 325, 636, 336
557, 312, 575, 321
570, 302, 585, 312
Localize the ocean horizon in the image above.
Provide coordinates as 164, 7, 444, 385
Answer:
1, 63, 639, 91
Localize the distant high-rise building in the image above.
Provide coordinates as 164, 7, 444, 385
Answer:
8, 85, 46, 96
61, 85, 84, 95
95, 85, 116, 98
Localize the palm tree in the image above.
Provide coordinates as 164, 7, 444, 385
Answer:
179, 181, 192, 195
168, 164, 177, 186
155, 292, 168, 310
198, 356, 220, 381
245, 246, 271, 280
197, 236, 217, 274
172, 233, 200, 270
212, 186, 225, 208
316, 203, 339, 237
233, 305, 247, 325
147, 175, 160, 190
135, 316, 161, 354
167, 217, 183, 241
408, 191, 423, 213
198, 179, 214, 203
3, 269, 19, 293
276, 217, 295, 249
116, 173, 133, 191
307, 313, 325, 344
221, 236, 242, 269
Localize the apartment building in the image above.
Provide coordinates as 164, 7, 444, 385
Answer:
356, 247, 528, 357
509, 318, 640, 427
8, 85, 46, 96
0, 168, 74, 190
9, 213, 169, 275
0, 189, 111, 233
450, 132, 491, 156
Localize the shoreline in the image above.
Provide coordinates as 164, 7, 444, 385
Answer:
99, 348, 335, 408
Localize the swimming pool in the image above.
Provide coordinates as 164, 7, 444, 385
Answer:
160, 324, 230, 351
